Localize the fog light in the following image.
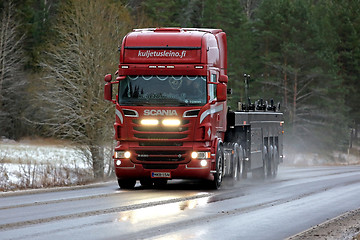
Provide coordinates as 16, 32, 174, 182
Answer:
116, 160, 121, 166
200, 160, 207, 167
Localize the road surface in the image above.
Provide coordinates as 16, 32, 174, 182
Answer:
1, 165, 360, 240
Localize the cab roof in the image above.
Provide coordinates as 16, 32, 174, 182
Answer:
124, 28, 223, 48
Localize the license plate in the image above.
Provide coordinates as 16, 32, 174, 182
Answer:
151, 172, 171, 178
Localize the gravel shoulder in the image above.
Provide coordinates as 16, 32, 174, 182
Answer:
287, 208, 360, 240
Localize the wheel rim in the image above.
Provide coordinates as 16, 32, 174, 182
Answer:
217, 153, 223, 184
239, 150, 243, 180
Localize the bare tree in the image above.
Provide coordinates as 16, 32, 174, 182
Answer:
38, 0, 132, 179
239, 0, 262, 20
0, 0, 27, 139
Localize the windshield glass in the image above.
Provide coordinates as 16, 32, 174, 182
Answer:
119, 75, 207, 106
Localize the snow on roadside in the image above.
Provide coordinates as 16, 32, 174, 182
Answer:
0, 139, 94, 191
0, 140, 88, 166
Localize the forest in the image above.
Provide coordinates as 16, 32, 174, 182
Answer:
0, 0, 359, 177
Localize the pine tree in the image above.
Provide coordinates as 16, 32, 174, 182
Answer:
254, 0, 347, 151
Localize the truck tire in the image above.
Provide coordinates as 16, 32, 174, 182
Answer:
268, 144, 274, 177
272, 145, 279, 177
238, 144, 247, 179
225, 143, 238, 186
140, 178, 153, 188
118, 179, 136, 189
153, 179, 168, 188
209, 143, 224, 189
252, 145, 268, 179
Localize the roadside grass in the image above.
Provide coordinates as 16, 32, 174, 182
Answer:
278, 141, 359, 167
0, 138, 113, 192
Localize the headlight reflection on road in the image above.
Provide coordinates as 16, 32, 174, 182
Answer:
115, 196, 210, 225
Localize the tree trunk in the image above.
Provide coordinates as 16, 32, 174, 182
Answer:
292, 70, 298, 135
283, 57, 288, 108
90, 145, 104, 179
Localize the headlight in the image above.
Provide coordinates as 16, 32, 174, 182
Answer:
114, 151, 131, 159
191, 151, 211, 159
162, 119, 181, 126
140, 119, 159, 126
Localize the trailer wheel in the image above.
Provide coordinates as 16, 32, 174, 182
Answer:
209, 143, 224, 189
252, 145, 268, 179
233, 143, 240, 182
118, 179, 136, 189
238, 145, 247, 179
272, 145, 279, 178
268, 144, 274, 177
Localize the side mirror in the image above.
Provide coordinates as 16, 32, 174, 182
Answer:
104, 74, 112, 82
116, 76, 126, 81
104, 82, 113, 102
217, 83, 227, 102
219, 75, 228, 83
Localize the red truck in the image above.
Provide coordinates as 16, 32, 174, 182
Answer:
104, 28, 284, 189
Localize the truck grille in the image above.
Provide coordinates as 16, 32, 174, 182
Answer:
135, 150, 187, 162
142, 164, 179, 170
132, 120, 190, 141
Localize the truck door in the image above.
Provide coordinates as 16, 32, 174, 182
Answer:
209, 71, 226, 135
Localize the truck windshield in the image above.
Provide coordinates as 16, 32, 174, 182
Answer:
118, 75, 207, 106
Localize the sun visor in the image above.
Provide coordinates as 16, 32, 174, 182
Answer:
122, 31, 203, 64
124, 46, 202, 64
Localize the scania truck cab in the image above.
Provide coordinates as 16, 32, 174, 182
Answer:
104, 28, 284, 189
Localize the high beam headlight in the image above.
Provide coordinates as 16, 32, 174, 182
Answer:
114, 151, 131, 159
162, 119, 181, 126
191, 151, 211, 159
140, 119, 159, 126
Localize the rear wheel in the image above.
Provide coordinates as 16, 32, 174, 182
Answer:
118, 179, 136, 189
225, 143, 238, 186
272, 145, 279, 178
252, 146, 268, 179
238, 145, 247, 180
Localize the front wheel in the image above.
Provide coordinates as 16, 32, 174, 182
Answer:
209, 143, 224, 189
118, 179, 136, 189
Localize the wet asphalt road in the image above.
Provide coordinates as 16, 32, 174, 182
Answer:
1, 165, 360, 240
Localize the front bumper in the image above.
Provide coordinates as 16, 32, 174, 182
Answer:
114, 158, 214, 181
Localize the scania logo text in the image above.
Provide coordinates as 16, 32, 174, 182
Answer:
144, 110, 178, 116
